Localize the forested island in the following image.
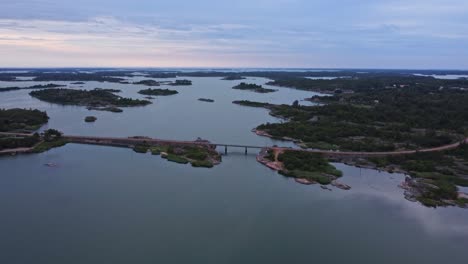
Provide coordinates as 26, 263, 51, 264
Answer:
29, 89, 151, 110
232, 83, 277, 93
138, 88, 178, 96
170, 79, 192, 86
134, 80, 160, 86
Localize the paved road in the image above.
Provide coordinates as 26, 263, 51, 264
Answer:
273, 138, 468, 157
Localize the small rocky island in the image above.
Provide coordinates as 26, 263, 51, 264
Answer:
232, 83, 277, 93
138, 88, 178, 96
29, 88, 151, 112
198, 98, 215, 103
133, 143, 221, 168
84, 116, 97, 122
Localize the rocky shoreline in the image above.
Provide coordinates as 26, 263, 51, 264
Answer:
256, 148, 351, 190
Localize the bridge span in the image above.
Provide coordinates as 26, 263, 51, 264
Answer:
1, 132, 467, 157
62, 135, 468, 157
63, 135, 266, 154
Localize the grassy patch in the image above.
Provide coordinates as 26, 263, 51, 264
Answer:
133, 144, 149, 153
191, 160, 214, 168
164, 154, 189, 164
32, 139, 68, 153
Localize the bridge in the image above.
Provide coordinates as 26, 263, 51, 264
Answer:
1, 132, 467, 157
64, 135, 265, 155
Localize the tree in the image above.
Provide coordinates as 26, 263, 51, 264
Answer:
44, 129, 62, 141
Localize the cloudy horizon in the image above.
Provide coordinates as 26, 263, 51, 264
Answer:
1, 0, 467, 69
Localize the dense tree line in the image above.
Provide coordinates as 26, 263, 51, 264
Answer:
0, 108, 49, 132
0, 133, 40, 150
30, 89, 151, 107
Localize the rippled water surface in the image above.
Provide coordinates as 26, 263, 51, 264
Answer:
1, 77, 467, 264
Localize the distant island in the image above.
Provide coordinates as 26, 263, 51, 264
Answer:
170, 79, 192, 86
87, 106, 123, 113
232, 83, 277, 93
29, 89, 151, 111
198, 98, 215, 103
0, 83, 66, 93
222, 75, 246, 80
93, 88, 121, 93
232, 100, 272, 108
133, 80, 160, 86
138, 88, 178, 96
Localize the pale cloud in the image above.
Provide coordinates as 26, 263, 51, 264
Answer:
0, 0, 467, 68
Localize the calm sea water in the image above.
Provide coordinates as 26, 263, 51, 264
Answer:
1, 77, 468, 263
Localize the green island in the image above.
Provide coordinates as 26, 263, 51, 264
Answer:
198, 98, 215, 103
138, 88, 178, 96
133, 144, 221, 168
29, 89, 151, 110
84, 116, 97, 122
134, 80, 160, 86
232, 82, 277, 93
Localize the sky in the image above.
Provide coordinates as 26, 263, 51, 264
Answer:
0, 0, 467, 68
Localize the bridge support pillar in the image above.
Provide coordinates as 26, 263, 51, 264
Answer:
225, 146, 227, 155
245, 147, 248, 155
